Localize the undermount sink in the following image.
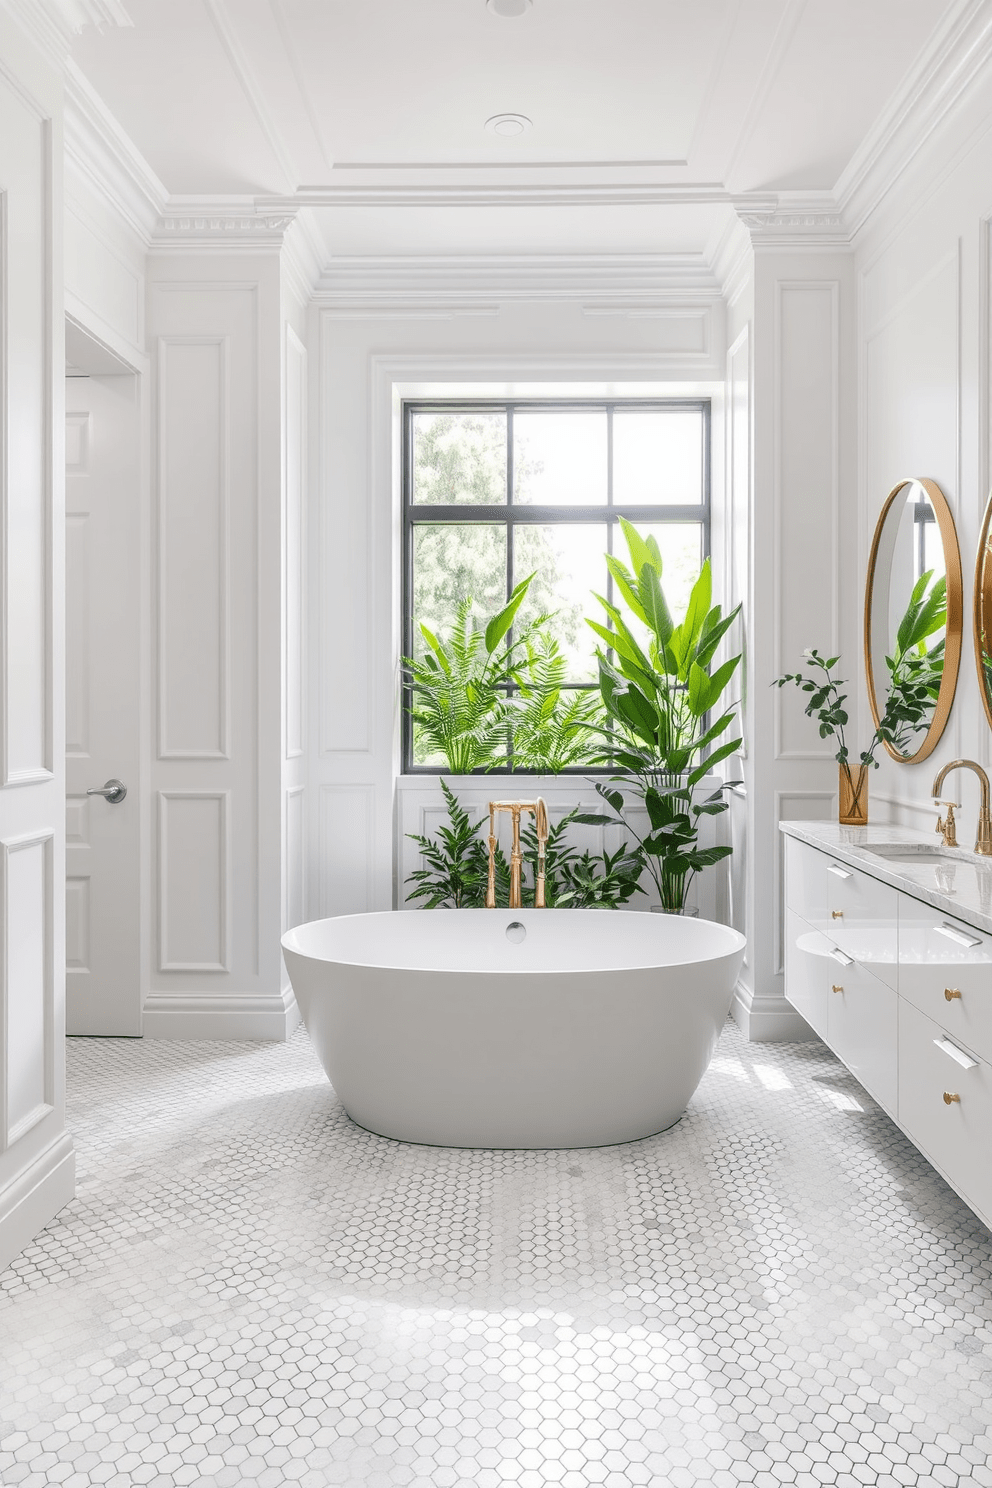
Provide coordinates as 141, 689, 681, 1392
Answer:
862, 844, 967, 866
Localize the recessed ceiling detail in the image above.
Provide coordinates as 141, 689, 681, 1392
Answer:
67, 0, 958, 260
485, 114, 532, 138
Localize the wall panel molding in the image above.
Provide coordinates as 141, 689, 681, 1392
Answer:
318, 785, 374, 918
156, 334, 231, 761
284, 785, 304, 932
1, 831, 54, 1152
157, 791, 230, 972
0, 88, 55, 788
284, 325, 305, 761
773, 280, 841, 761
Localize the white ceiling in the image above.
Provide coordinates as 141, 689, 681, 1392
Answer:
71, 0, 956, 257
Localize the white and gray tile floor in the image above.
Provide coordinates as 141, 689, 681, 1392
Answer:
2, 1021, 992, 1488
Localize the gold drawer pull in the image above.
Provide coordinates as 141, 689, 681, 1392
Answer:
831, 910, 844, 919
945, 988, 962, 1001
832, 984, 844, 993
943, 1092, 961, 1105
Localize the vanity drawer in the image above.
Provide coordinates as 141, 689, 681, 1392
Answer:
783, 907, 897, 1111
898, 1000, 992, 1225
897, 897, 992, 1062
783, 908, 830, 1038
827, 959, 898, 1117
784, 838, 898, 989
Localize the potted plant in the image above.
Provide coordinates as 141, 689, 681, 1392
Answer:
774, 606, 946, 825
577, 520, 743, 914
405, 782, 644, 910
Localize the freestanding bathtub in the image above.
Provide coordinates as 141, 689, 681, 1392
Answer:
282, 909, 745, 1150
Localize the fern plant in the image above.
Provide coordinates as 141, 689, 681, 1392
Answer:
402, 576, 539, 773
406, 792, 643, 910
511, 631, 603, 772
405, 781, 505, 908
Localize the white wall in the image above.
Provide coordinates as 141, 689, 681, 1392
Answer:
142, 250, 299, 1038
722, 241, 860, 1040
854, 75, 992, 838
307, 289, 731, 926
0, 10, 74, 1270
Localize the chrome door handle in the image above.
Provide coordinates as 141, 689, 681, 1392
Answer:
86, 778, 127, 804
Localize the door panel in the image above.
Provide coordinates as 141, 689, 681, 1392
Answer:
65, 374, 141, 1036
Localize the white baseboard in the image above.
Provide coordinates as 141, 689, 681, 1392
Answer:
143, 988, 301, 1041
0, 1132, 76, 1274
731, 980, 814, 1042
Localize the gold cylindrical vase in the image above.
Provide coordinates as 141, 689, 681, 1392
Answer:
838, 763, 869, 826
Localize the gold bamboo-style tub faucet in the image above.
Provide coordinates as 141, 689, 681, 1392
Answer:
486, 799, 549, 909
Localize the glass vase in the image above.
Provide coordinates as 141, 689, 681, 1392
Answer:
838, 763, 868, 826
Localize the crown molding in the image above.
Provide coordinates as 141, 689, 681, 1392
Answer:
733, 193, 849, 249
150, 198, 298, 251
835, 0, 992, 238
260, 182, 732, 210
64, 61, 166, 244
311, 252, 723, 305
0, 0, 129, 67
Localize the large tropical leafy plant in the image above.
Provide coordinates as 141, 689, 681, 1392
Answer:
578, 519, 743, 913
402, 577, 538, 773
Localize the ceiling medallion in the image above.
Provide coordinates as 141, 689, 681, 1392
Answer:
485, 114, 533, 138
486, 0, 533, 14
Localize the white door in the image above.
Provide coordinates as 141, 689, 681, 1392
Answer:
65, 370, 142, 1035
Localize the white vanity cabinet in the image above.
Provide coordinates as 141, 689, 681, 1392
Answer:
783, 827, 992, 1231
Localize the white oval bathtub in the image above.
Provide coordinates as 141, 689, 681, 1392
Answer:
281, 909, 746, 1150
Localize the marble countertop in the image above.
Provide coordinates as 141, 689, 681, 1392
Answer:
780, 820, 992, 936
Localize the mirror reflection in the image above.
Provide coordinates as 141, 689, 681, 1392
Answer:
865, 478, 961, 763
976, 490, 992, 731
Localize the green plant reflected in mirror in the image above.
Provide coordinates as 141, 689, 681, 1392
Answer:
864, 477, 963, 764
975, 489, 992, 733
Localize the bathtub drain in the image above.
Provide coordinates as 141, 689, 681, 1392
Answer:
505, 921, 526, 944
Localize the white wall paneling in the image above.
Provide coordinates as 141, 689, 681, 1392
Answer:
284, 326, 305, 762
726, 325, 752, 997
64, 197, 142, 356
853, 73, 992, 835
728, 249, 856, 1041
284, 785, 305, 932
156, 334, 230, 761
145, 264, 296, 1039
280, 304, 307, 1004
2, 832, 54, 1148
773, 281, 841, 761
0, 12, 74, 1272
2, 90, 51, 787
157, 790, 229, 972
319, 784, 374, 919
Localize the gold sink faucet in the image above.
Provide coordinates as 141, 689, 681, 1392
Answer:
487, 799, 549, 909
931, 760, 992, 855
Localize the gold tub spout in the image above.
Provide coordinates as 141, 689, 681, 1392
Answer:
931, 759, 992, 855
486, 798, 550, 908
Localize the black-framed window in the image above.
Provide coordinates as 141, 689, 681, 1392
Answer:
402, 399, 711, 772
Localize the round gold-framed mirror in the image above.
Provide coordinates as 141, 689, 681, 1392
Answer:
975, 488, 992, 733
864, 476, 962, 763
